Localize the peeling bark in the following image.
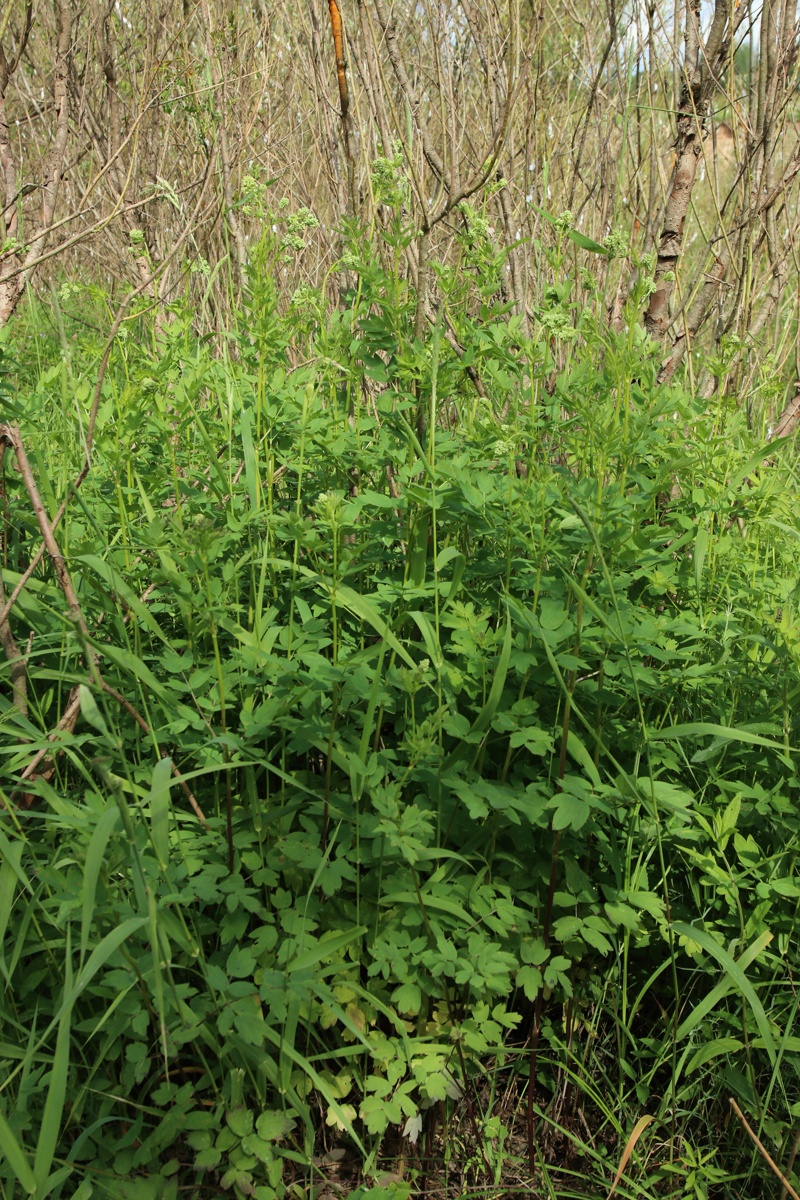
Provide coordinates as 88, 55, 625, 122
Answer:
644, 0, 740, 344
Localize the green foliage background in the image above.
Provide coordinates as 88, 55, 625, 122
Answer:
2, 215, 800, 1199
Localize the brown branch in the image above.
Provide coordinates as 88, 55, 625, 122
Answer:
371, 0, 449, 189
11, 685, 81, 805
0, 423, 95, 654
327, 0, 357, 217
568, 5, 617, 211
730, 1098, 800, 1200
0, 173, 205, 289
496, 172, 523, 320
0, 0, 73, 325
8, 1, 34, 77
644, 0, 733, 340
201, 0, 247, 286
0, 570, 26, 719
771, 392, 800, 441
657, 254, 727, 382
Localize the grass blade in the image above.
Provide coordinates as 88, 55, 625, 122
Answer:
443, 612, 511, 768
0, 826, 33, 894
80, 806, 119, 965
606, 1113, 654, 1198
147, 756, 173, 871
331, 583, 415, 668
0, 1110, 35, 1194
672, 923, 776, 1066
75, 554, 169, 644
34, 937, 73, 1190
286, 926, 367, 974
650, 722, 793, 753
66, 917, 148, 1012
675, 930, 772, 1042
259, 1022, 367, 1156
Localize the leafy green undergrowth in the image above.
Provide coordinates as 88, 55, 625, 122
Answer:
2, 247, 800, 1200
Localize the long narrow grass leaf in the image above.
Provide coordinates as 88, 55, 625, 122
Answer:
606, 1113, 654, 1198
331, 584, 415, 668
0, 1111, 35, 1194
651, 722, 793, 753
80, 806, 119, 964
75, 554, 169, 643
34, 938, 72, 1189
672, 924, 776, 1065
147, 757, 173, 871
675, 931, 772, 1043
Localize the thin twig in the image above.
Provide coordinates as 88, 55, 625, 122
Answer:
729, 1097, 800, 1200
